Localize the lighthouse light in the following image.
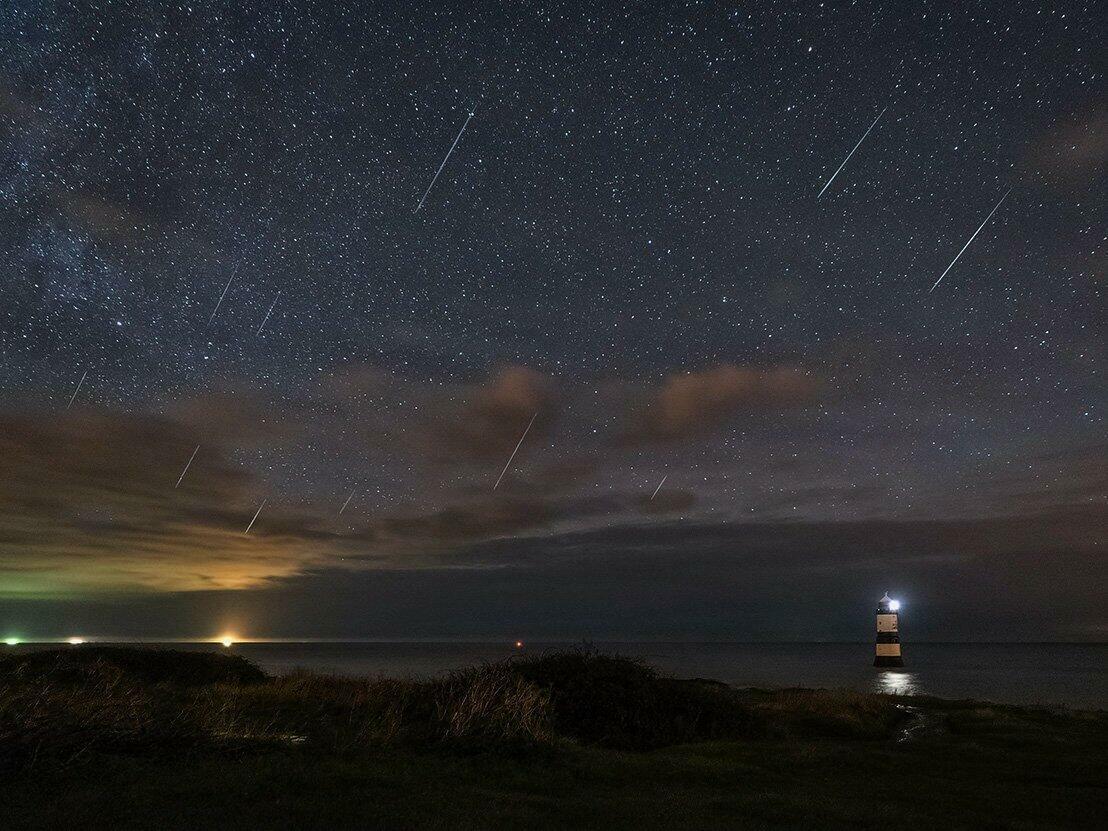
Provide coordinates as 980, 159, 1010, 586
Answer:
889, 600, 900, 611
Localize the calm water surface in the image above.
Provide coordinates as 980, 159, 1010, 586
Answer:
13, 641, 1104, 709
205, 642, 1107, 709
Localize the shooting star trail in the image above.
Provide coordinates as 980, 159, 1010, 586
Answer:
414, 110, 475, 213
929, 188, 1012, 293
817, 106, 887, 199
256, 291, 281, 335
650, 475, 668, 501
175, 445, 200, 488
207, 268, 237, 325
244, 499, 267, 535
65, 370, 87, 410
493, 411, 538, 492
339, 490, 356, 514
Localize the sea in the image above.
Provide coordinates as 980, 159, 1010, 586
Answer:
49, 640, 1102, 710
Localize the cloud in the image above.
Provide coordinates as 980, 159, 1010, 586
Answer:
1, 364, 1098, 604
0, 410, 330, 595
213, 506, 1100, 642
8, 501, 1106, 641
447, 506, 1106, 586
634, 489, 697, 514
318, 364, 560, 464
422, 366, 559, 462
167, 385, 308, 448
371, 493, 621, 547
1024, 108, 1108, 188
0, 391, 613, 595
623, 364, 819, 443
973, 443, 1108, 513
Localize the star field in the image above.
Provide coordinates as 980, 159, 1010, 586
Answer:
0, 1, 1103, 640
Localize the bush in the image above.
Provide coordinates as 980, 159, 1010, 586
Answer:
0, 659, 216, 770
510, 648, 762, 749
0, 646, 913, 772
215, 666, 555, 753
0, 647, 265, 687
0, 648, 265, 770
429, 663, 554, 748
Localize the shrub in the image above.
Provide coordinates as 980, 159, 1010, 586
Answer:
0, 646, 912, 772
510, 648, 762, 749
427, 663, 554, 749
0, 659, 215, 770
182, 665, 555, 754
0, 647, 265, 687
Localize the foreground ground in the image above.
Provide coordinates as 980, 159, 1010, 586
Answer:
1, 647, 1104, 829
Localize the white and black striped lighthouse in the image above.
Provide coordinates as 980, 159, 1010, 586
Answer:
873, 592, 904, 667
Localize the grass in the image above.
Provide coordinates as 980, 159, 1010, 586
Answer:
1, 646, 1104, 829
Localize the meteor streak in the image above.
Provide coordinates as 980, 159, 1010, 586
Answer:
207, 268, 236, 325
244, 499, 267, 535
818, 106, 887, 198
256, 292, 281, 335
175, 445, 200, 488
66, 370, 87, 410
929, 189, 1012, 293
414, 110, 474, 213
339, 490, 356, 514
492, 411, 538, 492
650, 475, 667, 500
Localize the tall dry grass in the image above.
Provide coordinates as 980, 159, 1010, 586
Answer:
0, 646, 909, 771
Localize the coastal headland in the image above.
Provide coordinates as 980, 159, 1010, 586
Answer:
1, 646, 1104, 829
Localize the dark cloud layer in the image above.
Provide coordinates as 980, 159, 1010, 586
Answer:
624, 365, 819, 443
6, 505, 1102, 642
1025, 108, 1108, 188
424, 366, 558, 461
0, 363, 808, 593
0, 409, 313, 593
1, 372, 1102, 634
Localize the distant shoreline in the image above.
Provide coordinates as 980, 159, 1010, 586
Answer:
5, 639, 1106, 645
5, 641, 1104, 709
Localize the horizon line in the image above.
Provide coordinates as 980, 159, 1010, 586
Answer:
4, 638, 1106, 646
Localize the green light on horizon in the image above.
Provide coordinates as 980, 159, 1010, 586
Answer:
3, 637, 19, 646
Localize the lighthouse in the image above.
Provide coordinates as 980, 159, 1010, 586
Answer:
873, 592, 904, 667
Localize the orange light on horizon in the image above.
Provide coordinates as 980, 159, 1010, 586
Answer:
514, 640, 524, 649
218, 635, 236, 647
67, 637, 85, 645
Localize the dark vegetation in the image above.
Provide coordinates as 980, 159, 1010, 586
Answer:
1, 645, 266, 686
0, 645, 906, 764
1, 646, 1104, 829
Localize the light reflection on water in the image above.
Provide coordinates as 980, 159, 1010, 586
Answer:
874, 670, 918, 697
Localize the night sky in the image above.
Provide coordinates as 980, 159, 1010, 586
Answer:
1, 2, 1104, 642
